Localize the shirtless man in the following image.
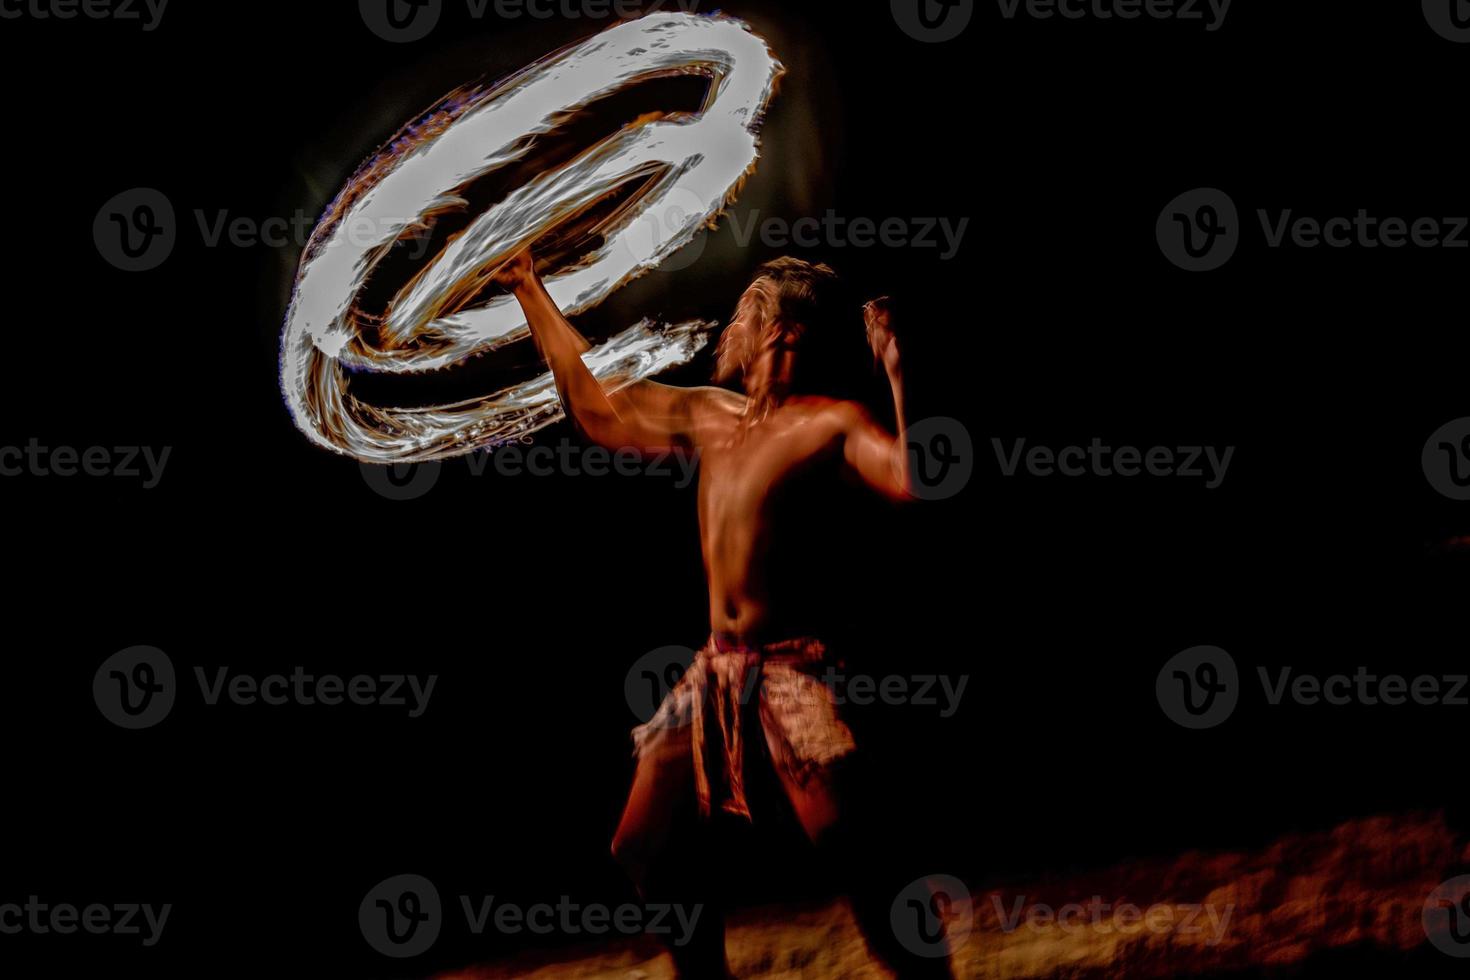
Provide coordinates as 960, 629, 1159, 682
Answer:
494, 249, 953, 979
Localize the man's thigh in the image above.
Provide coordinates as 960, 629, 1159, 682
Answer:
613, 721, 698, 869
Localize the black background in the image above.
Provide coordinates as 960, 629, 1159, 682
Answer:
2, 1, 1467, 977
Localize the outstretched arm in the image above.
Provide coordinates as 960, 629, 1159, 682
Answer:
841, 297, 916, 502
494, 250, 702, 454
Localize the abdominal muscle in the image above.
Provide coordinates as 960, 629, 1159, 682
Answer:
701, 506, 775, 643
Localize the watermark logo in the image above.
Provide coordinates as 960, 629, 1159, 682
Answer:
903, 418, 974, 500
360, 0, 441, 42
360, 461, 444, 502
1159, 649, 1467, 730
1424, 875, 1470, 957
93, 646, 176, 730
1423, 418, 1470, 501
95, 191, 438, 271
1424, 0, 1470, 43
891, 0, 974, 42
1156, 645, 1238, 729
360, 874, 443, 958
1157, 188, 1238, 272
1163, 190, 1470, 271
360, 875, 703, 957
94, 649, 438, 727
891, 875, 973, 957
625, 645, 696, 723
93, 188, 176, 272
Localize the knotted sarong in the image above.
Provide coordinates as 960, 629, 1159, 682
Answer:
631, 633, 857, 819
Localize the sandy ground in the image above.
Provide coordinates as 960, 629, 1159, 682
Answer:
437, 811, 1467, 979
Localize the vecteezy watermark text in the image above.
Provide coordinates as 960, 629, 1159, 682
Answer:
996, 0, 1231, 31
361, 439, 702, 500
991, 894, 1233, 944
0, 898, 171, 947
624, 646, 968, 722
0, 440, 170, 488
1160, 187, 1470, 271
0, 0, 167, 30
94, 187, 439, 272
1158, 646, 1469, 730
359, 0, 703, 43
93, 646, 437, 729
726, 211, 969, 261
993, 438, 1234, 489
359, 874, 702, 958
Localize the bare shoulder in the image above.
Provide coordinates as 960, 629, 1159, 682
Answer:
686, 385, 747, 416
805, 397, 875, 433
782, 397, 879, 451
619, 380, 739, 420
683, 385, 746, 443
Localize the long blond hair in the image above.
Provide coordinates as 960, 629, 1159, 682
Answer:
713, 258, 842, 426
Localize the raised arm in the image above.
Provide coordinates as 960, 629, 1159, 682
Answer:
493, 249, 704, 454
841, 297, 917, 502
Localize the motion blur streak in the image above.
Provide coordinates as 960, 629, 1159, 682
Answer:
280, 13, 782, 462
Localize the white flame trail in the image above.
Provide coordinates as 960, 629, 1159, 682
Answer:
279, 13, 783, 462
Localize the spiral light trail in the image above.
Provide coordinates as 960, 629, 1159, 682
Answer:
279, 13, 783, 462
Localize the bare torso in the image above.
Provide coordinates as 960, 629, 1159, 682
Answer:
492, 250, 909, 645
691, 391, 850, 642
